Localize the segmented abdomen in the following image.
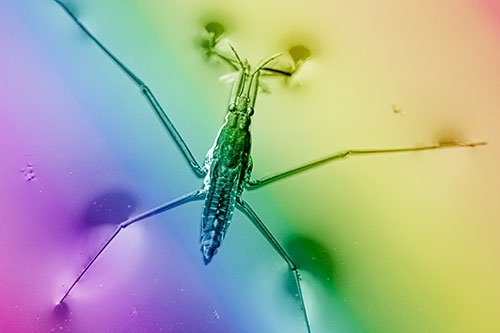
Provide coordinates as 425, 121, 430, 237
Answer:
200, 174, 238, 264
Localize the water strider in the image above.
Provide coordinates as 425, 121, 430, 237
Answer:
53, 1, 486, 332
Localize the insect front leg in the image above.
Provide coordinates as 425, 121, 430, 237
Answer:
246, 141, 487, 190
53, 0, 205, 177
236, 198, 311, 333
198, 25, 293, 77
58, 190, 205, 304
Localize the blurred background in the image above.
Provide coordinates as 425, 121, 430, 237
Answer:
0, 0, 499, 332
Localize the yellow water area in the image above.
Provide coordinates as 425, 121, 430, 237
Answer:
130, 0, 499, 331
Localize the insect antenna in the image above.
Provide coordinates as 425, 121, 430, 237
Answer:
225, 40, 245, 69
246, 53, 283, 109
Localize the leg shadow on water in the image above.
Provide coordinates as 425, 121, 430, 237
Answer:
285, 235, 339, 295
51, 302, 72, 331
80, 189, 138, 229
283, 234, 363, 331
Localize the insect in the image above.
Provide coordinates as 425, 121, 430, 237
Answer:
53, 1, 486, 332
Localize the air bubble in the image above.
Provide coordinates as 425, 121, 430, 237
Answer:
20, 163, 36, 181
213, 309, 219, 319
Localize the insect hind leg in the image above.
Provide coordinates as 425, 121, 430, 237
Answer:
236, 198, 311, 333
58, 190, 205, 304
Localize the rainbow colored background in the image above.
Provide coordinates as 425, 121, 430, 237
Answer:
1, 0, 499, 332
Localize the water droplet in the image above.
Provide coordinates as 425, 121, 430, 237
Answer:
127, 205, 132, 209
99, 284, 103, 288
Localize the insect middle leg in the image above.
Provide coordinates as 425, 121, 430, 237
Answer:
53, 0, 205, 177
246, 141, 487, 189
59, 189, 205, 304
236, 198, 311, 333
